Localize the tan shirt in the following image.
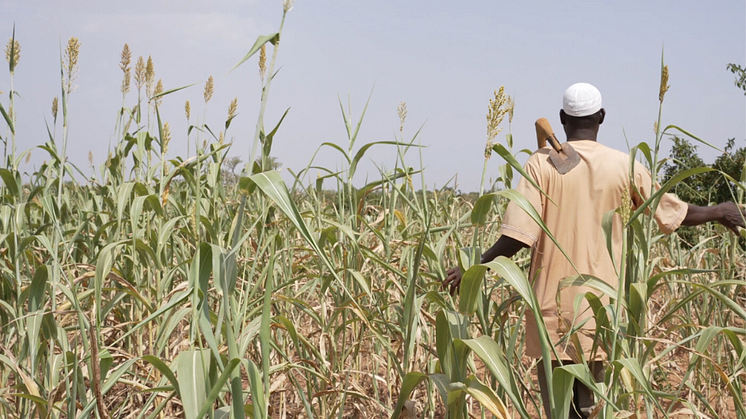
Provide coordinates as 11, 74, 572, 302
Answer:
498, 140, 687, 360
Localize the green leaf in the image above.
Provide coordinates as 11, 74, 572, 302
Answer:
662, 124, 724, 153
691, 326, 723, 369
247, 359, 266, 419
144, 194, 164, 217
142, 355, 181, 397
628, 283, 647, 326
0, 168, 20, 198
601, 209, 617, 271
483, 257, 534, 311
428, 373, 451, 404
151, 82, 199, 100
690, 281, 746, 320
196, 358, 242, 419
231, 33, 280, 72
338, 87, 374, 151
317, 142, 351, 163
27, 311, 44, 375
463, 375, 511, 419
261, 107, 290, 158
435, 310, 470, 382
632, 142, 653, 169
176, 349, 212, 419
94, 241, 127, 325
390, 372, 428, 419
460, 336, 530, 418
457, 264, 488, 315
471, 194, 497, 226
346, 269, 372, 298
492, 143, 555, 205
0, 100, 14, 135
350, 141, 421, 179
28, 265, 49, 312
613, 358, 663, 412
552, 364, 619, 417
646, 268, 715, 292
98, 348, 114, 381
256, 253, 274, 418
551, 366, 576, 419
557, 275, 618, 301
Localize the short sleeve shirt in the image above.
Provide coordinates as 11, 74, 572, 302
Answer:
498, 140, 687, 360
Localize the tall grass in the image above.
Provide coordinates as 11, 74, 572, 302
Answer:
1, 5, 745, 419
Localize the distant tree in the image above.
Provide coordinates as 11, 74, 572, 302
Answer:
255, 156, 282, 172
663, 136, 745, 246
662, 136, 709, 206
267, 156, 282, 171
711, 138, 745, 203
664, 137, 744, 205
225, 156, 242, 174
222, 156, 242, 185
726, 63, 746, 95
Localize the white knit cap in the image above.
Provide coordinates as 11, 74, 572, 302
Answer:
562, 83, 602, 117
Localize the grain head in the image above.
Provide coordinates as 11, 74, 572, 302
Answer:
204, 76, 214, 104
120, 44, 132, 95
4, 37, 20, 72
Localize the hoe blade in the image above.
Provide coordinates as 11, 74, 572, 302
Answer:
549, 142, 581, 174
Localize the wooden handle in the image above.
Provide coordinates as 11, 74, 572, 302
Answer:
535, 118, 562, 153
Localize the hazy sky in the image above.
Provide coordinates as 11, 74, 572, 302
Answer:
2, 0, 744, 191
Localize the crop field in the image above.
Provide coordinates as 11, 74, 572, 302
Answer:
1, 4, 746, 419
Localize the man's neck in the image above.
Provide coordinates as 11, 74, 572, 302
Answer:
565, 128, 598, 142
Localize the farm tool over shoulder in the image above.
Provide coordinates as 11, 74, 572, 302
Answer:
534, 117, 581, 174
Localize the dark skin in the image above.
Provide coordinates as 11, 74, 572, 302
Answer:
443, 108, 746, 295
443, 235, 527, 296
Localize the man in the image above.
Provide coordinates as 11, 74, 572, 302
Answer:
442, 83, 746, 418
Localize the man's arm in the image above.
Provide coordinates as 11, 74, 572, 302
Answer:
480, 235, 529, 264
681, 202, 746, 234
442, 235, 529, 296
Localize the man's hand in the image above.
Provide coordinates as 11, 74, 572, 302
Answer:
717, 202, 746, 234
441, 236, 529, 297
442, 266, 462, 296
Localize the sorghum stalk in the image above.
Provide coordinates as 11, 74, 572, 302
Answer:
250, 9, 288, 172
58, 37, 80, 208
5, 34, 20, 169
473, 87, 508, 262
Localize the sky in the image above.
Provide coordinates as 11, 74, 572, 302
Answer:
1, 0, 744, 192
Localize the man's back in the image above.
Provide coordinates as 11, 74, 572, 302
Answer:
499, 140, 686, 359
